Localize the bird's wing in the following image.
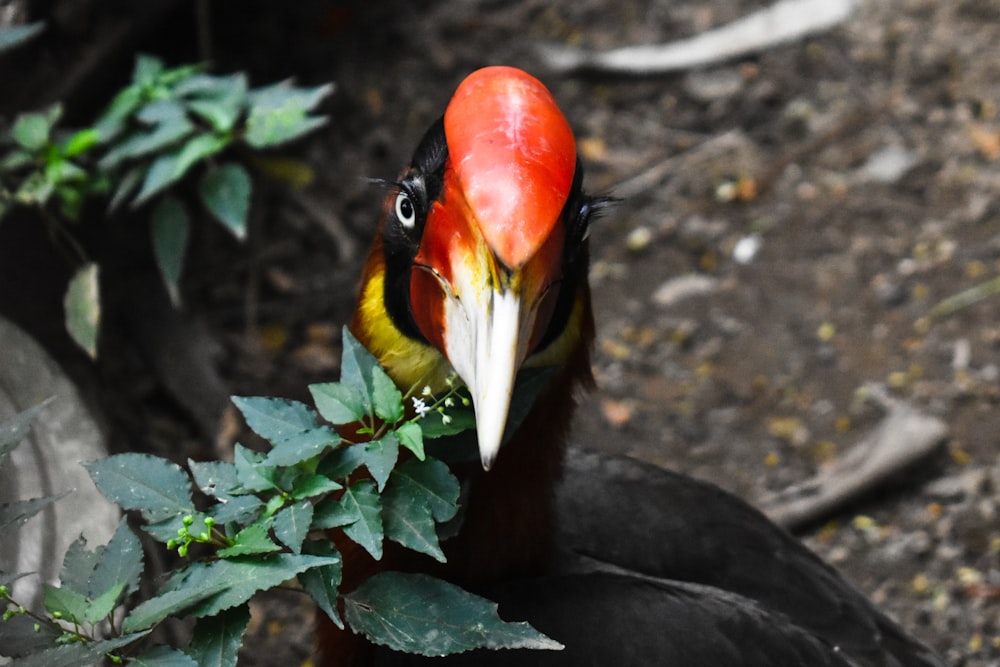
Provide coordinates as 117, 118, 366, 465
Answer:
554, 447, 945, 667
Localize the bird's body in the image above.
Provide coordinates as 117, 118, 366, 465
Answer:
317, 66, 943, 667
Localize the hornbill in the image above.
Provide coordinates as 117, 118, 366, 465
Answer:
317, 66, 944, 666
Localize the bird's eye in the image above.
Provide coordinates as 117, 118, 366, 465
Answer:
395, 191, 417, 229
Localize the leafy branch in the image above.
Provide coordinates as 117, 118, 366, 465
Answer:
0, 329, 560, 665
0, 53, 333, 357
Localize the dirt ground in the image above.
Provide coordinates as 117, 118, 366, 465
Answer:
5, 0, 1000, 665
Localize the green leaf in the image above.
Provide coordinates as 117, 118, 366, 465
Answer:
362, 433, 398, 492
86, 452, 195, 523
381, 459, 459, 562
62, 128, 100, 158
309, 381, 365, 425
244, 82, 333, 148
89, 517, 145, 599
132, 151, 182, 205
64, 262, 100, 359
344, 572, 563, 655
159, 554, 341, 621
382, 482, 443, 562
395, 421, 424, 460
151, 195, 189, 305
108, 164, 145, 212
371, 364, 404, 424
199, 162, 250, 239
287, 471, 341, 500
93, 84, 144, 141
188, 459, 241, 499
123, 579, 231, 633
265, 427, 341, 467
0, 400, 48, 463
83, 580, 127, 624
43, 583, 90, 622
418, 404, 477, 439
133, 53, 165, 87
209, 494, 264, 526
232, 444, 278, 492
12, 107, 59, 151
131, 645, 200, 667
316, 442, 365, 480
337, 327, 382, 416
59, 535, 101, 595
217, 520, 280, 557
231, 395, 317, 438
338, 480, 382, 559
177, 73, 248, 133
388, 458, 459, 523
299, 541, 343, 629
272, 500, 313, 553
0, 494, 64, 532
0, 613, 62, 658
98, 111, 193, 169
0, 632, 149, 667
0, 22, 45, 54
186, 604, 252, 667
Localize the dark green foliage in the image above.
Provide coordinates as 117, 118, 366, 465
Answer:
0, 330, 559, 664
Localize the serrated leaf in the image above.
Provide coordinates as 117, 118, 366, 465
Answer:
83, 580, 126, 623
344, 572, 563, 655
0, 493, 64, 532
59, 535, 100, 595
338, 480, 382, 559
299, 541, 343, 628
43, 583, 90, 621
64, 262, 100, 359
188, 459, 240, 499
157, 554, 340, 621
186, 604, 251, 667
232, 395, 318, 441
0, 612, 62, 658
0, 632, 149, 667
217, 520, 280, 557
272, 500, 313, 553
131, 645, 200, 667
371, 364, 404, 424
309, 381, 365, 425
363, 433, 398, 492
288, 471, 341, 500
232, 444, 278, 492
388, 458, 459, 523
209, 494, 264, 526
0, 400, 49, 463
395, 421, 424, 460
151, 195, 189, 305
89, 517, 145, 599
123, 578, 231, 633
339, 328, 380, 413
382, 483, 443, 562
232, 396, 341, 466
86, 452, 195, 522
317, 442, 366, 480
199, 162, 250, 239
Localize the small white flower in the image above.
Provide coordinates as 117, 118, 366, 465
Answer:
441, 414, 452, 425
421, 385, 432, 397
444, 397, 454, 408
411, 396, 429, 418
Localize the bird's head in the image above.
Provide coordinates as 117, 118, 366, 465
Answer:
355, 66, 605, 470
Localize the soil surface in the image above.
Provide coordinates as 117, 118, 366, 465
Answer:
6, 0, 1000, 665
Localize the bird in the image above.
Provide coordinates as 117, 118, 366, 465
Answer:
316, 65, 945, 667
